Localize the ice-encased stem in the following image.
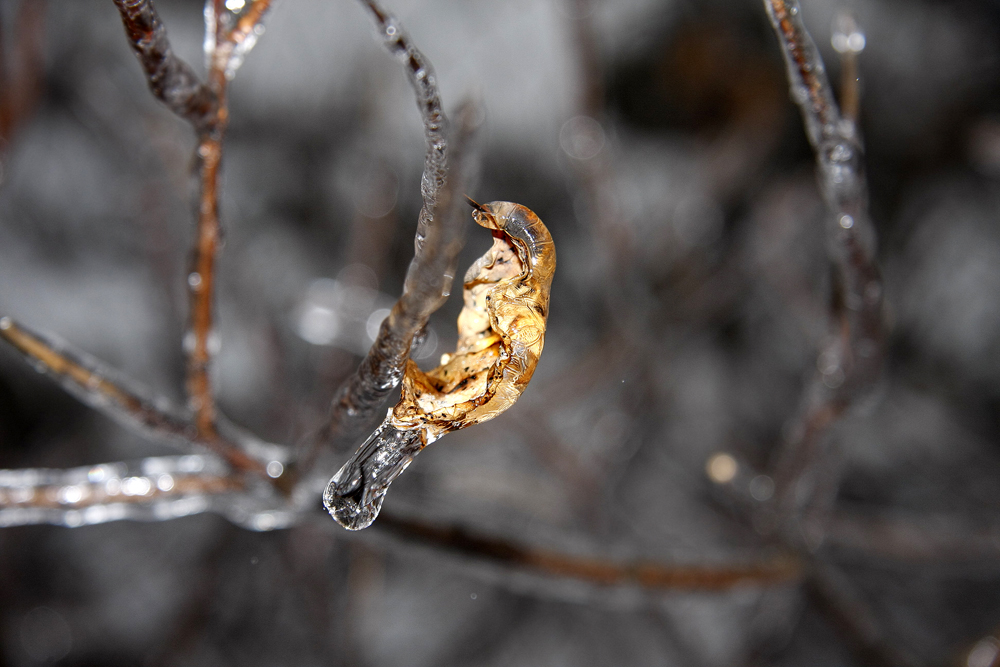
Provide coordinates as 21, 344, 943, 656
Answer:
112, 0, 218, 134
762, 0, 883, 531
0, 455, 295, 531
323, 415, 426, 530
0, 317, 269, 475
320, 8, 477, 447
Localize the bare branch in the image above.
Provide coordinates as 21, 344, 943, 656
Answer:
808, 561, 922, 667
0, 317, 267, 475
373, 513, 805, 594
112, 0, 218, 133
826, 511, 1000, 563
0, 0, 46, 145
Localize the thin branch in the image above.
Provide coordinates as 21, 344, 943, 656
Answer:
762, 0, 883, 536
808, 560, 923, 667
0, 317, 267, 475
0, 0, 46, 146
115, 0, 269, 438
832, 11, 863, 123
826, 511, 1000, 563
321, 3, 474, 447
372, 512, 805, 593
187, 130, 224, 437
0, 456, 294, 530
112, 0, 218, 133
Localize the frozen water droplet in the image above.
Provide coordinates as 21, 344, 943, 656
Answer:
188, 272, 203, 289
0, 317, 11, 330
839, 214, 854, 229
324, 420, 425, 530
266, 461, 284, 478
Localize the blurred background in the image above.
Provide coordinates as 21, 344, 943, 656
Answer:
2, 0, 1000, 664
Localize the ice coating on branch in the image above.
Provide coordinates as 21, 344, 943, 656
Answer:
222, 1, 271, 79
0, 318, 279, 475
113, 0, 217, 133
325, 202, 556, 530
761, 0, 884, 535
762, 0, 880, 389
0, 456, 295, 531
321, 6, 477, 446
0, 318, 196, 442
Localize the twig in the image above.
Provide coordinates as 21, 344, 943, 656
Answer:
0, 317, 267, 474
111, 0, 218, 133
832, 11, 864, 123
826, 511, 1000, 563
321, 3, 472, 449
0, 456, 256, 528
762, 0, 883, 536
373, 512, 804, 593
0, 0, 45, 147
114, 0, 271, 439
808, 560, 922, 667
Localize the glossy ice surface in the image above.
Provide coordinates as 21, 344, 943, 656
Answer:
324, 202, 556, 529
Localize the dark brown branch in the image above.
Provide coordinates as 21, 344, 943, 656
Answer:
0, 317, 266, 475
373, 512, 804, 593
0, 0, 46, 145
808, 561, 923, 667
111, 0, 218, 134
826, 512, 1000, 563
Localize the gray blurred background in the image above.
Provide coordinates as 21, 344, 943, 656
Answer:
2, 0, 1000, 665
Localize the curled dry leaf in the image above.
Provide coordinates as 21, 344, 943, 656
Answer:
324, 201, 556, 530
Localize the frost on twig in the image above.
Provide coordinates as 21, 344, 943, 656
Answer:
761, 0, 883, 538
0, 317, 268, 475
321, 4, 475, 448
0, 455, 294, 531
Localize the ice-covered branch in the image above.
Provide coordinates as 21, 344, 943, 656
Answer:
0, 317, 267, 475
320, 32, 478, 454
112, 0, 218, 133
0, 456, 294, 531
762, 0, 883, 535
